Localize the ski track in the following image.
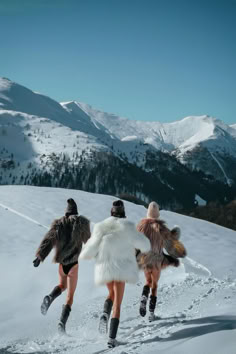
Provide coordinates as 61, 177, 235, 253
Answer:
1, 202, 236, 354
0, 202, 49, 230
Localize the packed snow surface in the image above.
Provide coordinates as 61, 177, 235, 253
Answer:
0, 186, 236, 354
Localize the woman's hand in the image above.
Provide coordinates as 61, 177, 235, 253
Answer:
33, 257, 41, 267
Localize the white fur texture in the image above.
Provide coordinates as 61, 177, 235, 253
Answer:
79, 216, 151, 285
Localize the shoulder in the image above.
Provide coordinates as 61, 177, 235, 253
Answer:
137, 218, 160, 228
77, 215, 90, 225
94, 216, 116, 231
119, 218, 135, 229
157, 219, 168, 229
50, 216, 65, 228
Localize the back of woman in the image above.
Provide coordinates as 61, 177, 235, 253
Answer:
79, 200, 151, 348
81, 215, 150, 285
137, 201, 186, 322
137, 218, 163, 256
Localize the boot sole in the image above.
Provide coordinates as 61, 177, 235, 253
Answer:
58, 322, 66, 335
139, 301, 147, 317
98, 315, 108, 334
41, 296, 51, 315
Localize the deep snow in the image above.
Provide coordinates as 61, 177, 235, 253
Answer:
0, 186, 236, 354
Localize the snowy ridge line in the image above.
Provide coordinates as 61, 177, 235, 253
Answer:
0, 202, 49, 230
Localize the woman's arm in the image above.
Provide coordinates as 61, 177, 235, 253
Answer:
79, 223, 102, 260
35, 221, 58, 261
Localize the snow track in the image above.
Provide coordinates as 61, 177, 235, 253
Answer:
1, 187, 236, 354
4, 259, 236, 354
0, 202, 49, 230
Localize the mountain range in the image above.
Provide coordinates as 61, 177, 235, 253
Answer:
0, 77, 236, 209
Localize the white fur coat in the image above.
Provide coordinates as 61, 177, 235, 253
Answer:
79, 216, 151, 285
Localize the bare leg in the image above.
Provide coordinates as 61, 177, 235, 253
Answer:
144, 269, 152, 288
106, 281, 115, 302
151, 267, 161, 297
112, 281, 125, 319
66, 263, 79, 307
58, 264, 68, 292
108, 281, 125, 348
149, 268, 161, 321
58, 264, 78, 334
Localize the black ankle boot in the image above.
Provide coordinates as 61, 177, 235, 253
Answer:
58, 304, 71, 334
108, 318, 119, 348
99, 298, 113, 334
139, 285, 150, 317
41, 286, 62, 315
149, 295, 157, 321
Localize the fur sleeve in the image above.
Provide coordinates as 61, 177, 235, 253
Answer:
35, 220, 58, 261
79, 222, 102, 260
73, 215, 91, 244
161, 222, 187, 258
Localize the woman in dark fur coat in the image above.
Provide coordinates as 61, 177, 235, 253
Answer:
33, 198, 90, 333
137, 201, 187, 321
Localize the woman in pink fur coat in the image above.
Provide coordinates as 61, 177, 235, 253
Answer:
136, 201, 187, 321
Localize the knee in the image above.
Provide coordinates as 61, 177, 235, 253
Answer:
59, 284, 67, 292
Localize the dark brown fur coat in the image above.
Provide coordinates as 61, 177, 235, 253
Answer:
136, 218, 187, 270
36, 215, 90, 265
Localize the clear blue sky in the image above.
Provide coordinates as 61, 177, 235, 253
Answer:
0, 0, 235, 124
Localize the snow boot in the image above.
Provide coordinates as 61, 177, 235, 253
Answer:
149, 295, 157, 322
41, 286, 62, 315
139, 285, 150, 317
99, 298, 113, 334
107, 318, 119, 348
58, 304, 71, 334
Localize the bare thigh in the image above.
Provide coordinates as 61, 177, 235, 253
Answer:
59, 264, 67, 291
106, 281, 115, 302
151, 267, 161, 296
66, 263, 79, 307
144, 267, 161, 296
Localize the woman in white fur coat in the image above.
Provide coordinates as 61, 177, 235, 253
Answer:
79, 200, 150, 348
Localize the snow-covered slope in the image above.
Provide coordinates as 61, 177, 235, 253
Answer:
0, 186, 236, 354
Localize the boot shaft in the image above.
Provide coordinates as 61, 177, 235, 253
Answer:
109, 318, 119, 339
60, 304, 71, 324
142, 285, 150, 298
149, 295, 157, 313
49, 285, 62, 300
103, 298, 113, 317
